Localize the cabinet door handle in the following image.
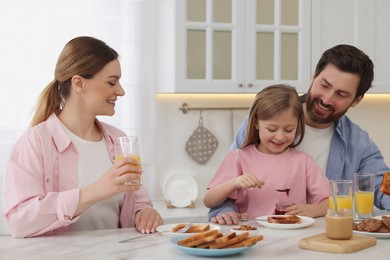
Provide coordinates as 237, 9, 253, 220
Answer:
238, 83, 244, 88
248, 83, 253, 88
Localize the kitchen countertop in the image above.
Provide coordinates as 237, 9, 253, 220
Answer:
1, 215, 389, 259
152, 199, 209, 224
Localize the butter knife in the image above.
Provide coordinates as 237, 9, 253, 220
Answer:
118, 235, 150, 243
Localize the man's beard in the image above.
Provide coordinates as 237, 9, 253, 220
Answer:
305, 92, 348, 125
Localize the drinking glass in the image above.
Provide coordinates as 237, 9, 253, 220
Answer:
326, 208, 353, 240
354, 173, 375, 219
329, 180, 353, 210
274, 202, 295, 215
115, 136, 142, 186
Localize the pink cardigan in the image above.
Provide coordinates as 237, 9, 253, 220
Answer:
4, 113, 152, 237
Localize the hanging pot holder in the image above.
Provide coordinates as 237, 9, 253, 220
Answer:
185, 111, 218, 164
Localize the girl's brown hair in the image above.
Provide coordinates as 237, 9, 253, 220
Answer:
241, 84, 305, 149
30, 36, 119, 126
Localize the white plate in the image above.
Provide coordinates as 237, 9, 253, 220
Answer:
170, 236, 253, 256
353, 230, 390, 239
160, 166, 195, 192
256, 215, 315, 229
353, 215, 390, 239
162, 173, 198, 208
156, 223, 220, 237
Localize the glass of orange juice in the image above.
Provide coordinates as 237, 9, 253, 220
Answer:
115, 136, 142, 186
329, 180, 352, 211
354, 173, 375, 219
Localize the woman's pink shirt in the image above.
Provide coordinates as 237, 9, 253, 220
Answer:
4, 113, 152, 237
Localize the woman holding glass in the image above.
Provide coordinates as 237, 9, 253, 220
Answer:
4, 36, 163, 238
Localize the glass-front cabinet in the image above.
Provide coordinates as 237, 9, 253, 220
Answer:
157, 0, 311, 93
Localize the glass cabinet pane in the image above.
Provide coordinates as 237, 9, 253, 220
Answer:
281, 33, 298, 80
213, 0, 232, 23
187, 0, 206, 22
257, 0, 274, 24
257, 32, 274, 80
213, 31, 232, 79
177, 0, 306, 92
187, 30, 206, 79
281, 0, 298, 25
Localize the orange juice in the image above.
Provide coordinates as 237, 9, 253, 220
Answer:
355, 191, 374, 214
115, 155, 142, 185
115, 155, 141, 165
329, 195, 353, 210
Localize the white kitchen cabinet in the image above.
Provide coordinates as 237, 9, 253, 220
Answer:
311, 0, 390, 93
157, 0, 311, 93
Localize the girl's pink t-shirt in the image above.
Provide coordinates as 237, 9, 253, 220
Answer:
207, 145, 330, 218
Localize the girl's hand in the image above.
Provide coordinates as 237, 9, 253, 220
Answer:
234, 173, 264, 190
210, 212, 248, 226
285, 199, 328, 218
285, 203, 307, 216
285, 203, 318, 217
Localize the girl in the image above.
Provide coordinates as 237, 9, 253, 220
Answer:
4, 36, 163, 237
203, 84, 329, 220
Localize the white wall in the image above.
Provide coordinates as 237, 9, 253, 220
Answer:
0, 0, 131, 235
154, 94, 390, 201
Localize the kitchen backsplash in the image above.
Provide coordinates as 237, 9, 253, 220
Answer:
154, 94, 252, 201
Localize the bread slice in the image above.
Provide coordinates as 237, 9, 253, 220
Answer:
177, 229, 219, 246
177, 230, 263, 249
196, 232, 236, 249
380, 172, 390, 196
225, 235, 264, 248
184, 232, 222, 247
171, 223, 186, 232
186, 224, 210, 233
267, 215, 302, 224
171, 223, 210, 233
208, 232, 249, 249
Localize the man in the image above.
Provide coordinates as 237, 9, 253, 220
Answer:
207, 44, 390, 225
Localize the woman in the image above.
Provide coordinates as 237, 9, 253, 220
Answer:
4, 36, 163, 238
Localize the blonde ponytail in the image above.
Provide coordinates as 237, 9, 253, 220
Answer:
30, 80, 62, 127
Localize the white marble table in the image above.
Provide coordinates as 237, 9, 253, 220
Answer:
151, 199, 209, 224
1, 216, 389, 260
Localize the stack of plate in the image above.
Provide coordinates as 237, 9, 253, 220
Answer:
160, 166, 198, 208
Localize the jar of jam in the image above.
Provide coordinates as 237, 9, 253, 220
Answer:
274, 202, 295, 215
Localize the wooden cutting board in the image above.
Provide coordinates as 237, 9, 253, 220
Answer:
299, 233, 376, 254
